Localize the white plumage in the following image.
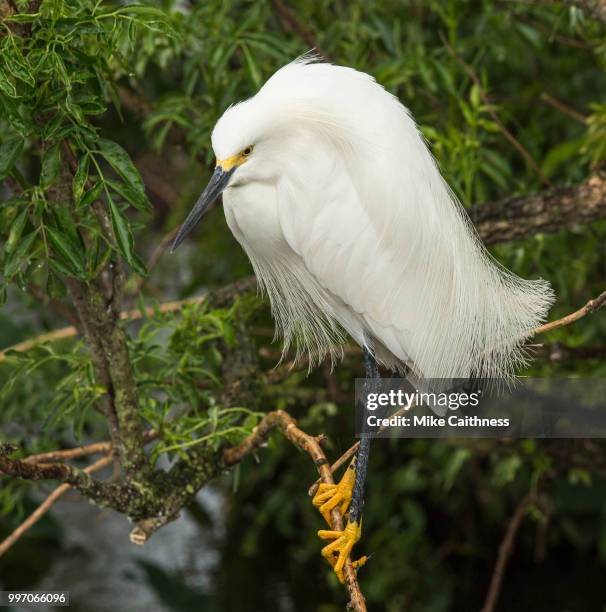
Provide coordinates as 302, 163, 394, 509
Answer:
204, 57, 554, 379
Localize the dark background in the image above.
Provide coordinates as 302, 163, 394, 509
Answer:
1, 1, 606, 610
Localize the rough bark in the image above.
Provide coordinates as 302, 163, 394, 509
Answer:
471, 175, 606, 246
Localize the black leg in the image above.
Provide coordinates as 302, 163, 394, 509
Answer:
315, 344, 379, 581
348, 346, 379, 525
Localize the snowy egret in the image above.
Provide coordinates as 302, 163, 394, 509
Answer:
171, 56, 553, 581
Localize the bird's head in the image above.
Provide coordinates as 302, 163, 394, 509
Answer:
170, 57, 376, 253
170, 96, 280, 252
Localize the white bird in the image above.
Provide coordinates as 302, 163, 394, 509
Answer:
171, 55, 554, 581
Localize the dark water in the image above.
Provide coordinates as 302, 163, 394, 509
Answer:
0, 485, 224, 612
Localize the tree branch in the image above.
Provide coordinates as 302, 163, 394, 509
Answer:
0, 454, 113, 558
65, 277, 148, 480
481, 494, 536, 612
0, 448, 126, 509
533, 288, 606, 334
22, 442, 112, 464
308, 442, 361, 497
130, 300, 263, 543
471, 175, 606, 245
129, 442, 220, 545
223, 410, 367, 612
0, 277, 257, 363
26, 283, 80, 327
128, 227, 178, 298
440, 32, 551, 186
540, 92, 587, 124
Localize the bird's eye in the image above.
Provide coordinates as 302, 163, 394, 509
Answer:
242, 145, 253, 156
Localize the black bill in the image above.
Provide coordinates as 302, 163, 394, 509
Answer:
170, 166, 236, 252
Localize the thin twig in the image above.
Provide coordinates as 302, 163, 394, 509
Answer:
0, 326, 81, 362
481, 494, 535, 612
308, 397, 421, 497
440, 32, 551, 186
20, 421, 173, 469
308, 442, 360, 497
269, 0, 331, 61
223, 410, 367, 612
128, 227, 179, 297
26, 283, 80, 327
0, 278, 257, 363
4, 282, 604, 378
0, 422, 174, 558
540, 92, 587, 124
532, 289, 606, 335
0, 454, 113, 558
23, 442, 112, 464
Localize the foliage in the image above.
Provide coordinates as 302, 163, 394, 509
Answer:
1, 0, 606, 611
0, 0, 170, 296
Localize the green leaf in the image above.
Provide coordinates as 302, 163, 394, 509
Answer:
0, 133, 25, 180
543, 138, 584, 178
106, 191, 146, 275
77, 180, 102, 210
443, 448, 471, 491
0, 95, 26, 132
470, 84, 481, 109
54, 18, 103, 35
53, 206, 82, 248
46, 226, 86, 278
97, 139, 146, 200
2, 14, 37, 23
113, 5, 169, 17
3, 42, 35, 88
40, 144, 62, 189
131, 253, 147, 276
493, 455, 522, 486
47, 271, 67, 299
240, 43, 261, 88
106, 179, 150, 210
3, 231, 37, 278
41, 0, 65, 21
0, 68, 18, 98
6, 208, 28, 253
48, 256, 77, 278
0, 195, 27, 212
90, 242, 112, 277
72, 154, 90, 203
41, 114, 65, 141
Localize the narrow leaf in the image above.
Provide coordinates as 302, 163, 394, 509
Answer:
0, 68, 17, 98
6, 208, 28, 253
3, 231, 37, 278
106, 193, 147, 276
106, 192, 134, 263
72, 154, 90, 203
46, 226, 86, 277
106, 178, 150, 210
3, 44, 35, 87
97, 138, 146, 198
77, 180, 102, 210
0, 133, 25, 180
40, 144, 62, 189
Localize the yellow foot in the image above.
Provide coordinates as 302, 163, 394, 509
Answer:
351, 555, 369, 571
312, 459, 355, 524
318, 519, 361, 583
